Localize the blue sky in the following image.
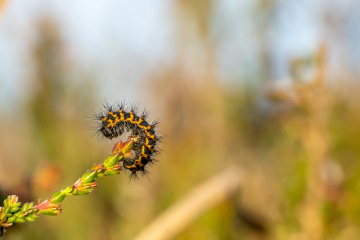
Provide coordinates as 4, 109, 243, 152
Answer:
0, 0, 175, 111
0, 0, 358, 113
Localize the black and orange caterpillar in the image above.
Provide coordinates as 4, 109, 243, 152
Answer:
94, 102, 162, 179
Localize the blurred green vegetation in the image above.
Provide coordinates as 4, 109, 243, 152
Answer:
1, 1, 360, 240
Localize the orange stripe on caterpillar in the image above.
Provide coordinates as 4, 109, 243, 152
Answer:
93, 101, 162, 180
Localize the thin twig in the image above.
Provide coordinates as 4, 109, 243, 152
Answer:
0, 138, 133, 236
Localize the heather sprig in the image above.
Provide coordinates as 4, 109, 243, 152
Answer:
0, 137, 135, 237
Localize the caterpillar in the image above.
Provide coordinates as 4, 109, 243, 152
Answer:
93, 102, 162, 180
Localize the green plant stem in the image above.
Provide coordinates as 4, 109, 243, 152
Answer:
0, 138, 135, 236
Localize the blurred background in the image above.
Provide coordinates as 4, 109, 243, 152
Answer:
0, 0, 360, 239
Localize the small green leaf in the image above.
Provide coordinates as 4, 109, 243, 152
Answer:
15, 218, 25, 223
65, 186, 73, 193
80, 170, 97, 184
97, 173, 105, 177
10, 207, 20, 213
14, 202, 21, 208
7, 216, 17, 223
22, 203, 29, 212
49, 191, 65, 204
104, 153, 122, 168
24, 214, 39, 222
25, 216, 36, 222
28, 202, 34, 209
0, 213, 7, 222
38, 210, 57, 216
73, 190, 89, 196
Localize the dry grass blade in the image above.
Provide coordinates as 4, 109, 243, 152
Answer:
134, 165, 243, 240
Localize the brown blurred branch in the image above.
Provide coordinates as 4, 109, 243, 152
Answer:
134, 165, 243, 240
0, 0, 8, 23
297, 47, 328, 240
